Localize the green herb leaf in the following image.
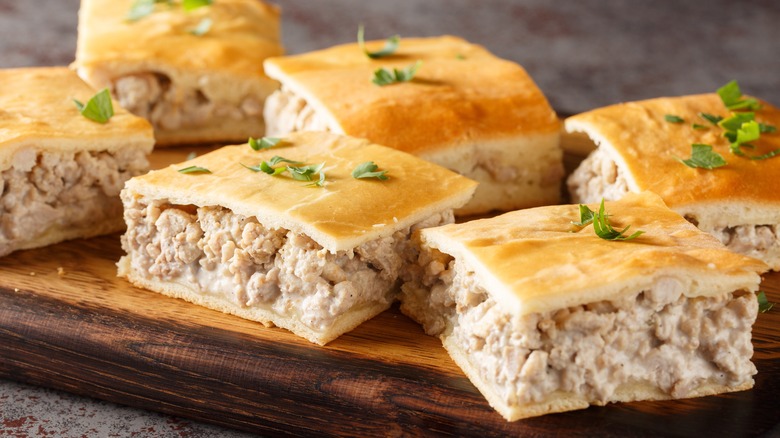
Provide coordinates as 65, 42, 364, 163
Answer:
288, 162, 325, 181
182, 0, 213, 12
719, 112, 755, 132
759, 123, 777, 134
178, 165, 211, 174
73, 88, 114, 123
699, 112, 723, 125
249, 136, 281, 151
571, 204, 595, 227
357, 24, 399, 59
268, 156, 301, 166
259, 161, 286, 176
679, 143, 727, 169
455, 53, 466, 60
574, 200, 644, 241
717, 80, 762, 111
372, 60, 422, 86
305, 170, 327, 187
758, 291, 774, 313
189, 17, 212, 35
736, 120, 761, 145
593, 199, 644, 241
126, 0, 165, 21
352, 161, 389, 180
692, 123, 709, 130
665, 114, 685, 123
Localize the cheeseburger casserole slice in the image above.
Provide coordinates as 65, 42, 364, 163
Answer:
263, 35, 562, 216
73, 0, 283, 146
567, 89, 780, 269
401, 191, 767, 420
118, 131, 477, 345
0, 67, 154, 257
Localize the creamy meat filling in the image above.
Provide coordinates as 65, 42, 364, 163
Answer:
263, 87, 331, 136
122, 196, 453, 331
113, 73, 264, 131
566, 147, 630, 204
0, 148, 149, 255
402, 250, 758, 407
569, 148, 780, 266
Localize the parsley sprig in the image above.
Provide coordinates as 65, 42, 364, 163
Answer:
372, 60, 422, 86
352, 161, 389, 180
178, 165, 211, 174
357, 25, 399, 59
678, 144, 727, 169
249, 136, 282, 151
73, 88, 114, 124
573, 200, 644, 241
127, 0, 213, 33
244, 156, 326, 187
758, 291, 774, 313
672, 80, 778, 169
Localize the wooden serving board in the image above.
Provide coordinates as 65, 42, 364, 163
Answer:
0, 148, 779, 437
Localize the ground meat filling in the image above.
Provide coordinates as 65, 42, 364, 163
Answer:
566, 147, 630, 203
404, 251, 758, 407
0, 148, 149, 255
122, 196, 453, 331
113, 73, 264, 131
263, 87, 331, 136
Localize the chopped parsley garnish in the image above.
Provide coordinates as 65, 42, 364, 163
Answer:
757, 291, 774, 313
189, 17, 212, 35
692, 123, 709, 130
573, 199, 644, 241
73, 88, 114, 123
665, 114, 685, 123
699, 112, 724, 125
678, 144, 727, 169
127, 0, 211, 22
182, 0, 212, 12
352, 161, 389, 180
717, 80, 762, 111
372, 60, 422, 86
249, 136, 281, 151
178, 165, 211, 174
245, 156, 326, 187
357, 25, 399, 59
677, 81, 777, 169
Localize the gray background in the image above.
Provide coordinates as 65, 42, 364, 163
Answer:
0, 0, 778, 435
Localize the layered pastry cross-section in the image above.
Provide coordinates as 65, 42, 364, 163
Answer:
73, 0, 283, 146
401, 192, 767, 420
566, 92, 780, 270
0, 67, 154, 257
263, 35, 562, 215
118, 131, 477, 345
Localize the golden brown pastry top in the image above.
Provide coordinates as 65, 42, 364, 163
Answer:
566, 94, 780, 210
264, 36, 560, 154
125, 131, 478, 252
74, 0, 282, 83
419, 192, 767, 316
0, 67, 154, 169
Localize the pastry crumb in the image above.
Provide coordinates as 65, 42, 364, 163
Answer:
29, 272, 36, 276
57, 267, 65, 276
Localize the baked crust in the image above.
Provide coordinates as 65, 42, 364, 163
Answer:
263, 36, 560, 155
0, 67, 154, 168
417, 191, 767, 316
123, 131, 477, 252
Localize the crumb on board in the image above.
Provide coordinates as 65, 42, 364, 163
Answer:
14, 288, 19, 292
29, 272, 35, 276
57, 267, 65, 276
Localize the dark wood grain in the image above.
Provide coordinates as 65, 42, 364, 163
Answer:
0, 150, 778, 437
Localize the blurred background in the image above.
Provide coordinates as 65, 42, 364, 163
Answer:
0, 0, 777, 115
